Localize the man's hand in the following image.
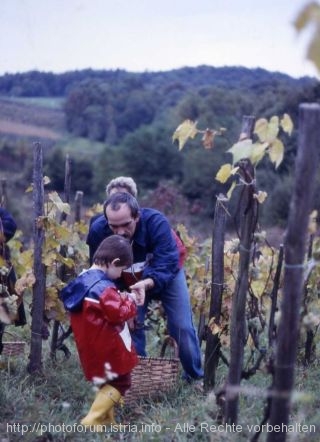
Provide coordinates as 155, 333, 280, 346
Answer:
129, 278, 153, 305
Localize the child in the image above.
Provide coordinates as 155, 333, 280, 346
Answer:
60, 234, 144, 428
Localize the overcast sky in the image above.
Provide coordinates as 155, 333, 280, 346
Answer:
0, 0, 318, 79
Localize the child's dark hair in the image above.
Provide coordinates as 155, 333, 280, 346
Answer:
92, 235, 133, 267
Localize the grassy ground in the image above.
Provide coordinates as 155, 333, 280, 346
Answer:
0, 327, 319, 442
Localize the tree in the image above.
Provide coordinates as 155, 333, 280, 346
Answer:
120, 125, 183, 190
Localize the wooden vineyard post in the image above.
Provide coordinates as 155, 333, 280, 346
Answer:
268, 244, 284, 349
204, 194, 228, 392
74, 190, 84, 223
28, 142, 46, 374
267, 104, 320, 442
0, 178, 8, 208
224, 116, 256, 424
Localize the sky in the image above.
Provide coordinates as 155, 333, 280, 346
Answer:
0, 0, 319, 79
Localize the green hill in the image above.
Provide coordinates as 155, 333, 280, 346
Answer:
0, 66, 319, 234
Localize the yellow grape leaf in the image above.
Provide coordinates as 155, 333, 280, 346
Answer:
48, 191, 70, 215
294, 2, 320, 72
59, 256, 75, 268
25, 176, 51, 193
53, 222, 73, 241
42, 250, 58, 267
45, 286, 58, 304
193, 286, 206, 303
195, 266, 206, 280
254, 191, 268, 204
308, 210, 318, 234
254, 118, 268, 142
307, 29, 320, 72
254, 117, 279, 143
202, 129, 216, 149
251, 279, 266, 297
15, 270, 36, 295
268, 116, 280, 141
227, 139, 253, 164
250, 142, 268, 165
71, 236, 89, 260
280, 113, 294, 136
294, 2, 320, 31
172, 119, 199, 150
85, 203, 104, 219
268, 138, 284, 168
75, 222, 89, 235
0, 256, 7, 267
216, 163, 232, 183
45, 236, 60, 249
13, 249, 34, 275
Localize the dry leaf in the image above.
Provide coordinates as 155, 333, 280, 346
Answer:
202, 129, 216, 149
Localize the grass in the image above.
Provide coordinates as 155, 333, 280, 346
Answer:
0, 329, 319, 442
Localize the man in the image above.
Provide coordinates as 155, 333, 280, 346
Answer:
90, 176, 187, 267
87, 192, 203, 381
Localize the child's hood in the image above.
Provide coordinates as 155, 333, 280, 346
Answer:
59, 269, 114, 312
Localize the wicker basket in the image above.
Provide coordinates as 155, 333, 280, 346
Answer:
1, 331, 26, 357
124, 336, 180, 406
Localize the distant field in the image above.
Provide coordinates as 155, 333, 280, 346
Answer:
0, 119, 62, 140
0, 96, 66, 139
0, 96, 107, 157
0, 96, 109, 160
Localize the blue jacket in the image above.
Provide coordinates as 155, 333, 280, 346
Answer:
87, 208, 179, 295
0, 207, 17, 242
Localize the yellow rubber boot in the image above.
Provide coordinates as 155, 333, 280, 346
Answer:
81, 384, 121, 428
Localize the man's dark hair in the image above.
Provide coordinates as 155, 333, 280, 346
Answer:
103, 191, 140, 219
93, 234, 133, 267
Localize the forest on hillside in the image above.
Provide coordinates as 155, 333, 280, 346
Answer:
0, 66, 319, 238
